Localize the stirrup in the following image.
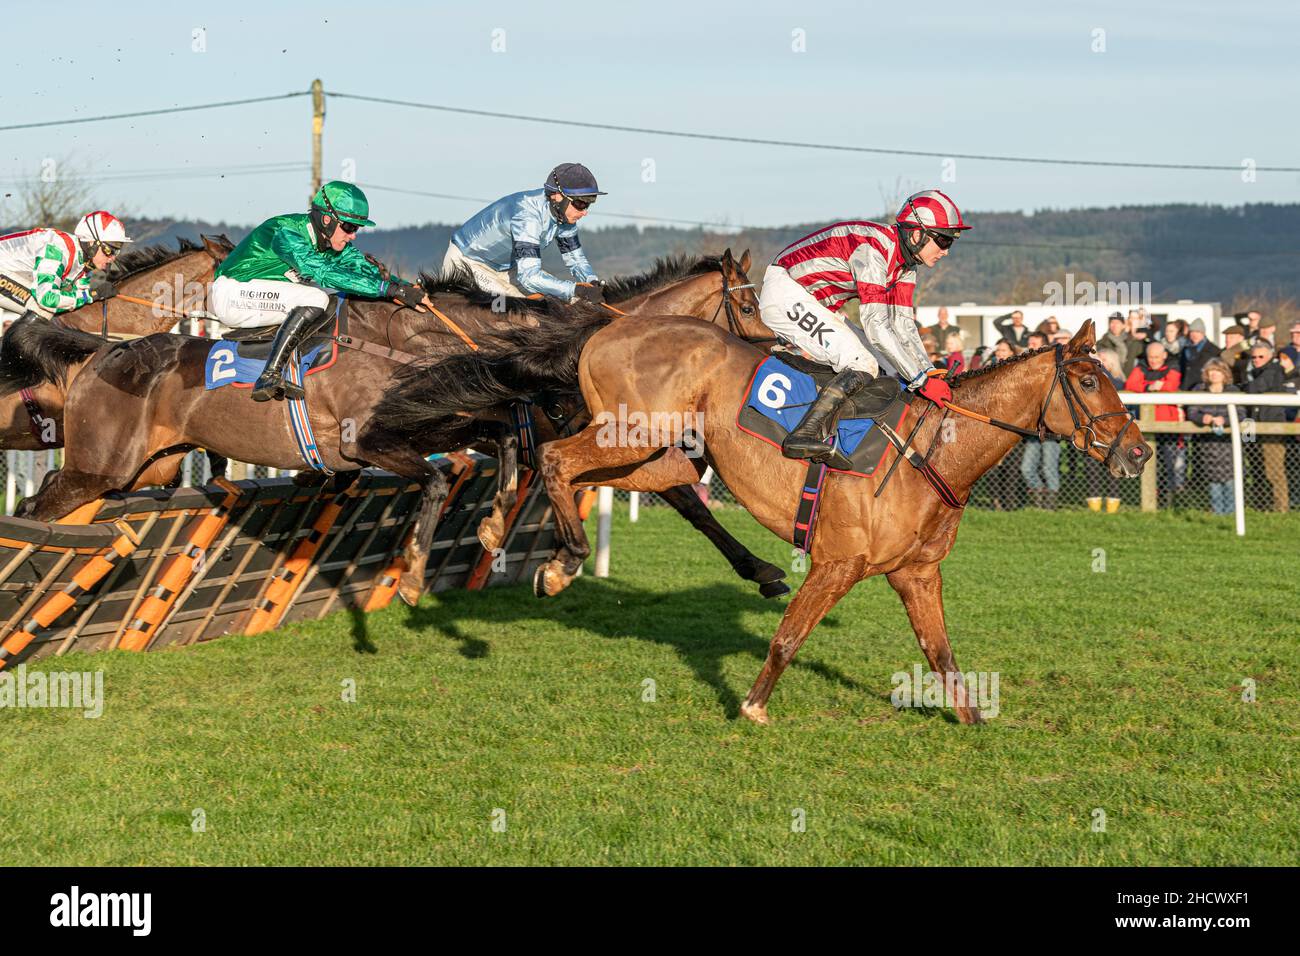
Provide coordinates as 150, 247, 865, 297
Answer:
251, 373, 287, 402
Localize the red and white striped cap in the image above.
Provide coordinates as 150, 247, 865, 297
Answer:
895, 189, 971, 233
74, 210, 133, 245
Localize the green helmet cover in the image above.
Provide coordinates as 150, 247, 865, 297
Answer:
311, 180, 376, 227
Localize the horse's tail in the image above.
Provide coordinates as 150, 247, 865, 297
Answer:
0, 317, 105, 393
378, 306, 615, 435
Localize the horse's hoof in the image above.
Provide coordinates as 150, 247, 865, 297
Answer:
477, 520, 502, 554
740, 701, 770, 725
750, 564, 787, 586
397, 579, 422, 607
759, 580, 791, 599
533, 563, 572, 598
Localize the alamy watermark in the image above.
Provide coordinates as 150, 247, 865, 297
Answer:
593, 404, 707, 458
0, 664, 103, 718
890, 664, 999, 718
1042, 273, 1151, 308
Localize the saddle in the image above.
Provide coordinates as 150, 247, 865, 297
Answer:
737, 353, 911, 478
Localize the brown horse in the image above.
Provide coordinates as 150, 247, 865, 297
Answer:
381, 316, 1151, 724
0, 236, 232, 450
12, 250, 788, 606
460, 249, 788, 598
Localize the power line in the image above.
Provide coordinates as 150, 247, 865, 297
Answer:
0, 91, 309, 133
0, 162, 309, 191
4, 85, 1292, 174
333, 91, 1300, 174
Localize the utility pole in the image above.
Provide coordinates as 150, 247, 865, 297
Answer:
310, 79, 325, 200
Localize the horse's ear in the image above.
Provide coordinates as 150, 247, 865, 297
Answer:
739, 248, 752, 274
1069, 319, 1096, 353
201, 234, 232, 262
722, 247, 734, 265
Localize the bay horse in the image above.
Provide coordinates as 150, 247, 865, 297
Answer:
14, 249, 789, 606
0, 236, 232, 450
449, 249, 788, 599
378, 316, 1152, 724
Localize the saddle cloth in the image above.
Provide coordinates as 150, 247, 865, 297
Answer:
204, 334, 336, 390
737, 354, 910, 478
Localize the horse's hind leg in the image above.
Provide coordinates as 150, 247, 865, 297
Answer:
741, 556, 865, 724
657, 481, 789, 598
886, 562, 984, 725
534, 426, 662, 598
15, 468, 124, 523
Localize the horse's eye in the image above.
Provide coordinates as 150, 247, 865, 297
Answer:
742, 305, 754, 315
1082, 376, 1097, 390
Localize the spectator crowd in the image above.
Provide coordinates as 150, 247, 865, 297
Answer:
918, 306, 1300, 514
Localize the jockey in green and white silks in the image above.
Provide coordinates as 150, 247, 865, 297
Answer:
212, 181, 425, 402
443, 163, 606, 303
0, 211, 130, 320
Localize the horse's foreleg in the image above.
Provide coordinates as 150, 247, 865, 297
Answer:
356, 431, 450, 606
886, 562, 984, 725
395, 466, 450, 606
657, 483, 788, 598
741, 556, 865, 724
478, 428, 519, 554
15, 467, 123, 523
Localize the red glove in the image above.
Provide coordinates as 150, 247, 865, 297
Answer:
917, 374, 952, 407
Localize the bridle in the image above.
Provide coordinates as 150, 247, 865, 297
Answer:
1034, 345, 1136, 461
710, 267, 774, 345
876, 343, 1138, 509
946, 344, 1136, 463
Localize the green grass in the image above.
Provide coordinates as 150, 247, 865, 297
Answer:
1, 505, 1296, 866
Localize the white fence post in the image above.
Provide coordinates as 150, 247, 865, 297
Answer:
1227, 404, 1246, 537
629, 491, 639, 523
594, 486, 613, 577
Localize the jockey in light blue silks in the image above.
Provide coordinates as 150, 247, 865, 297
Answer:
442, 163, 607, 304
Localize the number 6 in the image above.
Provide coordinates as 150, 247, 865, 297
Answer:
758, 372, 792, 409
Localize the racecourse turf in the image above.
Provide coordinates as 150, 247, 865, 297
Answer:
1, 504, 1295, 866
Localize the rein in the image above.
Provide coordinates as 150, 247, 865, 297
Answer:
877, 345, 1135, 507
944, 345, 1134, 456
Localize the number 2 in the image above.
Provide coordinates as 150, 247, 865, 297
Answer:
211, 346, 236, 382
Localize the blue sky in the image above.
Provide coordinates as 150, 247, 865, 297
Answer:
1, 0, 1296, 230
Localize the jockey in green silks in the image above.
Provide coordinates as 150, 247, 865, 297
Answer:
212, 181, 426, 402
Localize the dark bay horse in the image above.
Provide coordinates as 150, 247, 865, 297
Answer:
378, 317, 1152, 724
14, 250, 789, 606
0, 236, 232, 450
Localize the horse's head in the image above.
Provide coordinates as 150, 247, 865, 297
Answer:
714, 247, 772, 342
1040, 320, 1152, 478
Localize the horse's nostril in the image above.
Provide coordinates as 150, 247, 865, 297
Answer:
1130, 445, 1146, 459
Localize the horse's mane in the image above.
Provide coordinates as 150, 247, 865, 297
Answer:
950, 343, 1060, 387
416, 267, 609, 321
109, 237, 204, 280
601, 254, 722, 304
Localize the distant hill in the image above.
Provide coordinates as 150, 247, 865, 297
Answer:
90, 202, 1300, 310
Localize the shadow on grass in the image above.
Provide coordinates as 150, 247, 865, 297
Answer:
403, 577, 870, 719
347, 606, 378, 655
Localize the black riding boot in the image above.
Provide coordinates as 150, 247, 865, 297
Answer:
781, 368, 872, 469
250, 305, 326, 402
